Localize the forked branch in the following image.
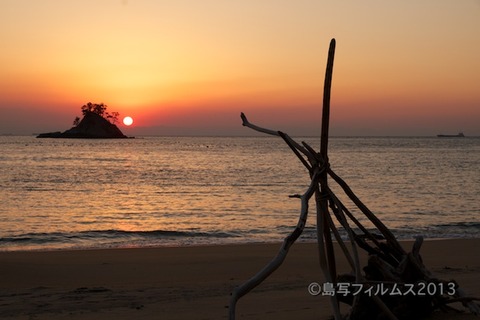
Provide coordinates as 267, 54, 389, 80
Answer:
229, 170, 321, 319
229, 38, 479, 320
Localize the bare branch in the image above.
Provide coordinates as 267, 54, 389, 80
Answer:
327, 187, 362, 282
241, 112, 279, 136
231, 38, 477, 320
328, 167, 406, 258
229, 171, 321, 319
240, 113, 312, 159
279, 131, 312, 171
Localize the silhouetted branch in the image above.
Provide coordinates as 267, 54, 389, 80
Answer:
230, 38, 477, 320
229, 170, 321, 319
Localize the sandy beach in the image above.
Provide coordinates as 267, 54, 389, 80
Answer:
0, 239, 479, 320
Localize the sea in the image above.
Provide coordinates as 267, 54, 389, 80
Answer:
1, 135, 479, 251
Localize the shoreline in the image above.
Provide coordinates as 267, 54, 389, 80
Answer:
1, 239, 479, 319
2, 236, 479, 253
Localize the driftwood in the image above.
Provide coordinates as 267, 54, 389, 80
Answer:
229, 39, 480, 319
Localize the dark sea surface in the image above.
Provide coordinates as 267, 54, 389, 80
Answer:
1, 136, 479, 251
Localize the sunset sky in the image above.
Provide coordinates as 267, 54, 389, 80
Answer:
1, 0, 479, 136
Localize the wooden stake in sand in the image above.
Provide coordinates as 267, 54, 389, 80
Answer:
228, 39, 480, 320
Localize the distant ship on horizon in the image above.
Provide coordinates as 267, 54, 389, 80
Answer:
437, 132, 465, 138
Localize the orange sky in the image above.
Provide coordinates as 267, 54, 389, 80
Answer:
1, 0, 479, 136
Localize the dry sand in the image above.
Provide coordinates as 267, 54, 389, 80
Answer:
0, 239, 479, 319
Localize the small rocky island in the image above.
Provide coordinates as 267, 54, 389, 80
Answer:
37, 103, 129, 139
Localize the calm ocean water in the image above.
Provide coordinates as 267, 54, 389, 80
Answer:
0, 136, 479, 251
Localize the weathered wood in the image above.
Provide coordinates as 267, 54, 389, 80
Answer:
229, 39, 480, 320
328, 167, 406, 259
317, 38, 343, 320
228, 171, 320, 319
320, 38, 336, 158
327, 189, 362, 281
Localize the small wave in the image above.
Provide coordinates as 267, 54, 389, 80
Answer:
432, 222, 480, 229
81, 229, 238, 239
389, 222, 480, 240
0, 229, 240, 251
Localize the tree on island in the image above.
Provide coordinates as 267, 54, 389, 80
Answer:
38, 101, 128, 139
73, 102, 120, 126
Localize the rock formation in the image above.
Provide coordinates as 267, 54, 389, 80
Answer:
37, 111, 128, 139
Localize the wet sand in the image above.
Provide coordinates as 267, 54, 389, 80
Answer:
0, 239, 479, 319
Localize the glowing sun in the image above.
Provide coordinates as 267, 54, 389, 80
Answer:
123, 116, 133, 126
